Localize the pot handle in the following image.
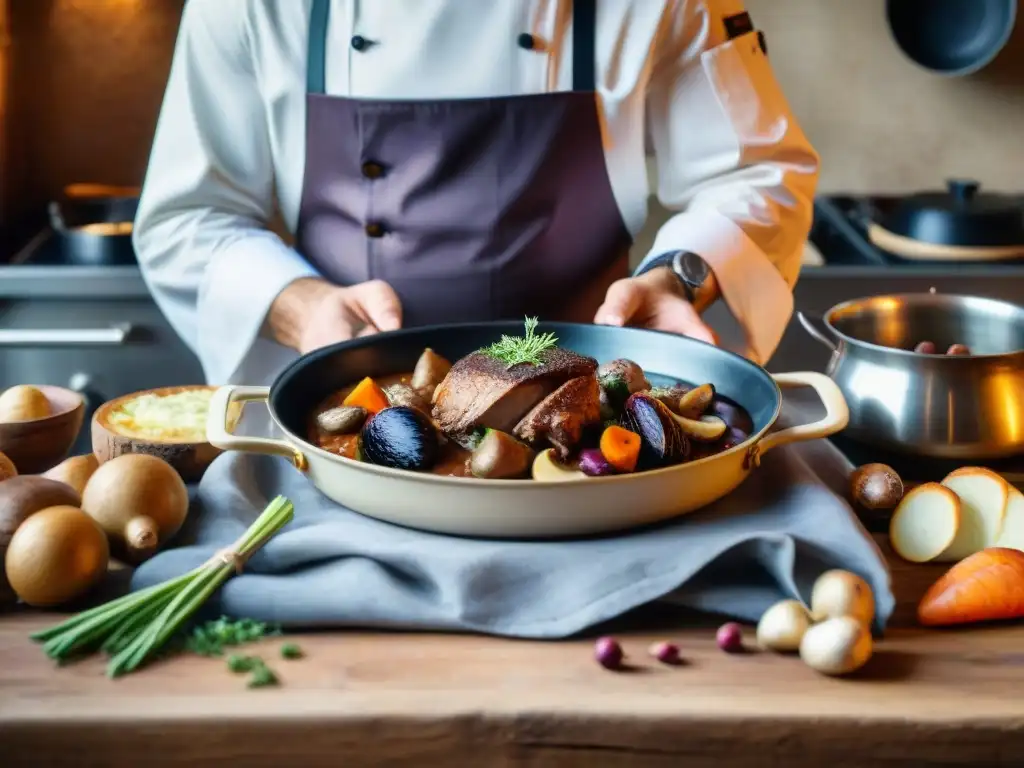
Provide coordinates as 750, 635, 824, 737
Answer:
746, 372, 849, 467
796, 311, 838, 352
206, 385, 308, 472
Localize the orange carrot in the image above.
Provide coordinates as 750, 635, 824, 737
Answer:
342, 377, 389, 414
600, 425, 641, 473
917, 547, 1024, 627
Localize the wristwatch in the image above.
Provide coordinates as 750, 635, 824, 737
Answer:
636, 250, 714, 309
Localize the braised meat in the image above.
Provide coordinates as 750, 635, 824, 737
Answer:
514, 375, 602, 459
431, 348, 597, 436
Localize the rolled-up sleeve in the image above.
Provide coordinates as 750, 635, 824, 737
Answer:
133, 0, 318, 384
637, 0, 820, 364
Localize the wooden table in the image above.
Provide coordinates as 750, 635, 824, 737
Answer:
3, 535, 1024, 767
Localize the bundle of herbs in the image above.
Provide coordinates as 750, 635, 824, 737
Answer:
31, 495, 295, 678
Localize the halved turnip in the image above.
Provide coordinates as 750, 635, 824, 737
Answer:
937, 467, 1009, 562
889, 483, 961, 563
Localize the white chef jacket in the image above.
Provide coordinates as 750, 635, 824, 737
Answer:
134, 0, 820, 386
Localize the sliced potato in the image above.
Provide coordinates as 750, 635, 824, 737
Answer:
889, 483, 961, 563
937, 467, 1009, 562
993, 487, 1024, 552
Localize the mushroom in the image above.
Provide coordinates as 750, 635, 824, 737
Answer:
676, 384, 715, 419
668, 412, 727, 441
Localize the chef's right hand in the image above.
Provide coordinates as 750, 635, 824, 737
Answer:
270, 278, 403, 354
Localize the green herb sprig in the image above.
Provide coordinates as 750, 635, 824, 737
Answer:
481, 316, 558, 368
31, 495, 295, 678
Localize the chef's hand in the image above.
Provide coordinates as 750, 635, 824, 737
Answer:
593, 267, 717, 345
269, 277, 403, 354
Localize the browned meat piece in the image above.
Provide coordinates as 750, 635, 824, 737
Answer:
514, 375, 602, 458
431, 348, 597, 436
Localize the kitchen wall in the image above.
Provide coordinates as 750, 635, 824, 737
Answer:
0, 0, 183, 255
1, 0, 1021, 258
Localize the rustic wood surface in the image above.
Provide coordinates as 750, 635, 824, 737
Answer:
3, 535, 1024, 767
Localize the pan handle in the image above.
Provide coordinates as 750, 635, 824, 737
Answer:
206, 386, 308, 472
746, 372, 849, 467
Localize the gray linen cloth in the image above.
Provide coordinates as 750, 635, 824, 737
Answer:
132, 399, 894, 637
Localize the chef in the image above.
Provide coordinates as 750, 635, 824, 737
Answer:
134, 0, 819, 386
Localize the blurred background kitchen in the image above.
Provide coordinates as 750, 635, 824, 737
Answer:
1, 0, 1023, 452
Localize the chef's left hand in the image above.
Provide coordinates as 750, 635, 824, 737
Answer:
594, 267, 717, 345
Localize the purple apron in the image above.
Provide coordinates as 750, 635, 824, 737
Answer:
296, 0, 632, 327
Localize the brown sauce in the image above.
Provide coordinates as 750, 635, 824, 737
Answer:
308, 373, 474, 477
308, 372, 754, 478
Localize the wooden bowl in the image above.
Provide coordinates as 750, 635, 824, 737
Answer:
0, 386, 86, 474
92, 385, 235, 483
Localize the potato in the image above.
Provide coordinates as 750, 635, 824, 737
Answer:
411, 348, 452, 397
810, 570, 876, 625
849, 463, 904, 511
889, 483, 961, 563
42, 453, 100, 497
756, 599, 811, 652
0, 476, 82, 605
799, 616, 873, 676
937, 467, 1009, 562
4, 505, 109, 607
0, 451, 16, 482
0, 385, 51, 423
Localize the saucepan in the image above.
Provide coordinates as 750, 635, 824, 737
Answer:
886, 0, 1017, 77
205, 322, 847, 539
799, 293, 1024, 460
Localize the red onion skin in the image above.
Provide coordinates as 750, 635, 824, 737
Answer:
649, 641, 681, 664
716, 623, 745, 653
594, 636, 624, 669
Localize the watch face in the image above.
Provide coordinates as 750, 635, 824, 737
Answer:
673, 251, 709, 288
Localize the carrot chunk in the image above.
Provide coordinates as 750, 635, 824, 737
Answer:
342, 377, 389, 414
600, 425, 641, 473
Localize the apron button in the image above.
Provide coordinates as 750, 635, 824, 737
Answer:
365, 221, 386, 238
351, 35, 369, 51
517, 33, 536, 50
361, 161, 385, 179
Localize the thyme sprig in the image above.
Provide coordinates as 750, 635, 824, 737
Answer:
481, 317, 558, 368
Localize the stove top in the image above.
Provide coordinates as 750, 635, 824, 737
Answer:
810, 195, 1024, 268
7, 229, 138, 268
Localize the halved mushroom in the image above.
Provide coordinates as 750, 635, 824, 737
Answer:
669, 412, 727, 441
676, 384, 715, 419
316, 406, 368, 434
385, 383, 432, 417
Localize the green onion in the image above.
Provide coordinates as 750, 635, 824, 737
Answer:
31, 495, 295, 678
280, 642, 303, 660
247, 661, 278, 688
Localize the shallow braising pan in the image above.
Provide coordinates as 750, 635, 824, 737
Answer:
207, 322, 848, 538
